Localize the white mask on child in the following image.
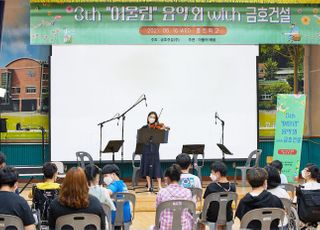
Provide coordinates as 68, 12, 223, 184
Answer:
210, 173, 217, 182
104, 176, 113, 185
301, 169, 309, 179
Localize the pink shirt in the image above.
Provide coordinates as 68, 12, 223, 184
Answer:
156, 184, 194, 230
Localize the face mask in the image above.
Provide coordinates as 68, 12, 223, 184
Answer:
148, 118, 156, 124
104, 176, 113, 185
210, 173, 217, 182
301, 169, 309, 179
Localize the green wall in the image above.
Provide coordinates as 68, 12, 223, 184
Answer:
2, 138, 320, 178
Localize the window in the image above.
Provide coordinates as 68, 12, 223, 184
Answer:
42, 73, 49, 80
41, 87, 49, 94
26, 87, 36, 94
1, 72, 11, 88
260, 93, 272, 101
11, 87, 20, 94
27, 70, 35, 77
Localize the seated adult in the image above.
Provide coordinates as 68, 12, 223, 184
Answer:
270, 160, 288, 184
29, 162, 60, 198
300, 163, 320, 190
102, 164, 131, 227
48, 167, 106, 230
84, 164, 116, 211
235, 167, 284, 230
176, 153, 201, 189
203, 161, 236, 228
156, 164, 194, 230
0, 166, 35, 230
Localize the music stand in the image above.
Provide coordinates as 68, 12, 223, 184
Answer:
103, 140, 124, 163
182, 144, 205, 175
217, 143, 233, 160
137, 127, 169, 193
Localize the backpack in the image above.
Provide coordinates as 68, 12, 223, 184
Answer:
296, 186, 320, 223
32, 186, 59, 224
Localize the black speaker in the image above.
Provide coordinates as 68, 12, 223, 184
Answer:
0, 118, 7, 132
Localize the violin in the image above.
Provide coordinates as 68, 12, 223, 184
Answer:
148, 108, 170, 130
149, 122, 170, 130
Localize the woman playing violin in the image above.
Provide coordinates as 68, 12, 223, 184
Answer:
139, 111, 169, 191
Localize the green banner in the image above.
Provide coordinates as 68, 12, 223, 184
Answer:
273, 94, 306, 183
30, 3, 320, 44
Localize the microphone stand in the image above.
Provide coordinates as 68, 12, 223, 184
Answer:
97, 113, 119, 167
40, 126, 45, 163
216, 115, 225, 161
118, 95, 146, 162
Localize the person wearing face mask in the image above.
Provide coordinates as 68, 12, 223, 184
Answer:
102, 164, 131, 227
235, 167, 284, 230
202, 161, 236, 229
300, 163, 320, 190
84, 164, 116, 212
139, 111, 165, 192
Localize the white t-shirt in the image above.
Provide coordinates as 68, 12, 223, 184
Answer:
179, 173, 201, 188
268, 187, 290, 226
268, 187, 291, 200
280, 173, 288, 184
302, 181, 320, 190
89, 185, 116, 211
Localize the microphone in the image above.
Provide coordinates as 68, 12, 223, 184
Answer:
215, 112, 218, 125
144, 94, 148, 107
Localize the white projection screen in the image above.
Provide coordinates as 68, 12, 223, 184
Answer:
51, 45, 258, 162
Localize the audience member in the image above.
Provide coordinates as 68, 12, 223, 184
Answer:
0, 152, 6, 169
301, 163, 320, 190
203, 161, 236, 228
29, 162, 60, 198
265, 165, 290, 228
176, 153, 201, 188
48, 167, 106, 230
85, 164, 116, 211
265, 165, 290, 199
102, 164, 131, 227
235, 167, 284, 230
0, 166, 35, 230
270, 160, 288, 184
156, 164, 194, 230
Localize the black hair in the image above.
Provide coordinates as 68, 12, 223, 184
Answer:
42, 162, 58, 179
270, 160, 283, 172
0, 166, 18, 188
164, 164, 181, 182
247, 167, 268, 188
102, 164, 120, 177
264, 165, 281, 189
84, 164, 101, 183
305, 163, 320, 182
147, 111, 158, 124
0, 152, 6, 165
210, 161, 228, 177
176, 153, 191, 170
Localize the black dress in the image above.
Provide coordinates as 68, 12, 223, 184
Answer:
139, 125, 162, 179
